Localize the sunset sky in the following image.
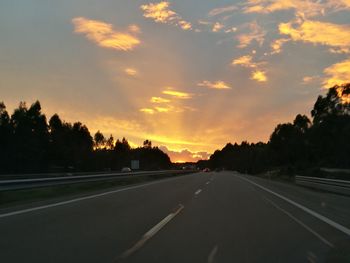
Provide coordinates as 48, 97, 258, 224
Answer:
1, 0, 350, 162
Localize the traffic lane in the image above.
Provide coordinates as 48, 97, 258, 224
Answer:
124, 172, 332, 263
236, 174, 350, 261
0, 172, 197, 214
0, 172, 212, 263
238, 173, 350, 229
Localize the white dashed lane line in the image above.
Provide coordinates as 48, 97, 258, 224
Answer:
119, 204, 184, 260
195, 189, 202, 195
208, 245, 218, 263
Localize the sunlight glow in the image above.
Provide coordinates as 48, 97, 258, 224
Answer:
125, 68, 138, 76
323, 58, 350, 88
162, 89, 193, 99
151, 97, 171, 103
251, 70, 267, 82
72, 17, 141, 51
140, 108, 155, 114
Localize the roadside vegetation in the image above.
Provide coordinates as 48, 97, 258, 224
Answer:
1, 83, 349, 178
0, 102, 171, 174
204, 83, 350, 178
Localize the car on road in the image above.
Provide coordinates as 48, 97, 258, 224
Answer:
121, 167, 132, 172
203, 168, 210, 172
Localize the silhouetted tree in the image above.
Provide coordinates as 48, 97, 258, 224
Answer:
308, 84, 350, 167
0, 102, 12, 173
0, 100, 172, 174
143, 140, 152, 148
293, 114, 311, 133
94, 131, 106, 149
208, 83, 350, 175
132, 146, 171, 170
106, 134, 114, 150
48, 114, 66, 170
3, 83, 349, 176
10, 101, 49, 172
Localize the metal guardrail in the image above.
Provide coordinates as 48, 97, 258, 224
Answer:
295, 175, 350, 196
320, 168, 350, 174
0, 170, 195, 191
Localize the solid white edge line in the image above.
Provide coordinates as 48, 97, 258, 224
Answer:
262, 196, 334, 248
120, 204, 184, 259
238, 175, 350, 237
0, 175, 192, 219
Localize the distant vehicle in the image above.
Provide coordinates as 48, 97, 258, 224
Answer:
121, 167, 132, 172
203, 168, 210, 172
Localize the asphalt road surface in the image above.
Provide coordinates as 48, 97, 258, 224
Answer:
0, 171, 349, 263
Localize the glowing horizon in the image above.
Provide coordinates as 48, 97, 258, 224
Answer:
1, 0, 349, 162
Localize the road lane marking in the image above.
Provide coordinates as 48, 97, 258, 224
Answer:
238, 175, 350, 237
206, 181, 210, 185
208, 245, 218, 263
0, 175, 193, 219
119, 204, 184, 259
262, 196, 334, 248
195, 189, 202, 195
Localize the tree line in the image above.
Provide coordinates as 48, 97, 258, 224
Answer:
206, 83, 350, 176
0, 101, 171, 174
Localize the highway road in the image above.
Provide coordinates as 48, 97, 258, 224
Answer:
0, 171, 349, 262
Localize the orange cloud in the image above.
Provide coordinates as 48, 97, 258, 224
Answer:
154, 106, 171, 113
72, 17, 140, 51
236, 21, 265, 48
279, 20, 350, 52
225, 27, 238, 33
125, 68, 138, 76
140, 108, 155, 114
232, 55, 257, 68
162, 88, 193, 99
141, 1, 192, 30
159, 146, 210, 162
251, 70, 267, 82
128, 24, 141, 34
150, 97, 171, 103
212, 22, 224, 32
179, 20, 192, 30
198, 80, 231, 89
323, 58, 350, 88
270, 38, 290, 54
302, 75, 320, 84
243, 0, 326, 18
208, 5, 238, 17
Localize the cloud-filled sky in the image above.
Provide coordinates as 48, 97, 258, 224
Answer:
1, 0, 349, 162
